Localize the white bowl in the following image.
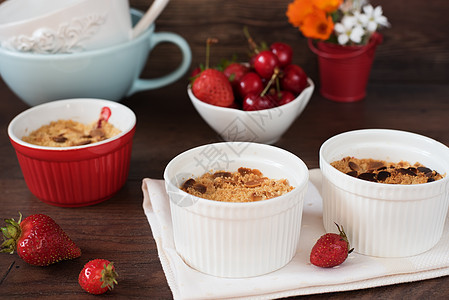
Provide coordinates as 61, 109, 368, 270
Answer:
187, 78, 314, 144
320, 129, 449, 257
164, 142, 309, 277
0, 0, 131, 53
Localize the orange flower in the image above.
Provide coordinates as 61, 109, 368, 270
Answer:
300, 9, 335, 40
313, 0, 343, 13
286, 0, 315, 27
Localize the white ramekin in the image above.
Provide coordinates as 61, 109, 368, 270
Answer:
164, 142, 309, 277
320, 129, 449, 257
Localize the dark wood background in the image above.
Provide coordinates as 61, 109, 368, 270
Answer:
131, 0, 449, 85
1, 0, 449, 299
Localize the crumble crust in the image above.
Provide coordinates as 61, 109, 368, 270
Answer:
181, 167, 294, 202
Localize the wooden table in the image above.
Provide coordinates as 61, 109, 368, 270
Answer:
2, 0, 449, 299
2, 79, 449, 299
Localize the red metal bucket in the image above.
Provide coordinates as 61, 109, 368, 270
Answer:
308, 33, 382, 102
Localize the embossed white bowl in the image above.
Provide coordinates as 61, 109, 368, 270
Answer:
164, 142, 309, 277
0, 0, 132, 53
188, 78, 314, 144
320, 129, 449, 257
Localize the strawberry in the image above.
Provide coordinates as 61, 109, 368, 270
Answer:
1, 213, 81, 266
310, 223, 353, 268
79, 259, 118, 295
191, 37, 234, 107
192, 69, 234, 107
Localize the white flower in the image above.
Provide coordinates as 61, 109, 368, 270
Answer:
359, 5, 390, 32
334, 15, 365, 45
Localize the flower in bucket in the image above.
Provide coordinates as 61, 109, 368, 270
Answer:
286, 0, 389, 46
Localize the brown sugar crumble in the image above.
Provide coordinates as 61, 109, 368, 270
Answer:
180, 167, 294, 202
331, 157, 444, 184
22, 119, 121, 147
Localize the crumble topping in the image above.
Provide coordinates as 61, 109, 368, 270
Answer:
22, 119, 121, 147
180, 167, 294, 202
331, 157, 444, 184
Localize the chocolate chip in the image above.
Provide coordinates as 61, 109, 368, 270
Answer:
193, 183, 207, 194
244, 178, 265, 188
52, 135, 67, 143
182, 178, 196, 190
417, 167, 432, 174
346, 170, 358, 177
368, 161, 385, 170
213, 171, 232, 178
427, 177, 435, 182
348, 161, 361, 171
377, 166, 387, 171
377, 171, 391, 181
358, 172, 377, 182
90, 128, 106, 138
74, 140, 92, 146
397, 168, 417, 176
407, 167, 418, 174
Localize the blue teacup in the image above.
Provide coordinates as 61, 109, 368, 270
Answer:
0, 9, 192, 106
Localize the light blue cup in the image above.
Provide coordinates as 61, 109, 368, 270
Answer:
0, 9, 192, 106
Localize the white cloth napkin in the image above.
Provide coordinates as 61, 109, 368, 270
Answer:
142, 169, 449, 300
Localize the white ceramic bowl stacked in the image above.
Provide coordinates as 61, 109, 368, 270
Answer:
0, 0, 132, 53
320, 129, 449, 257
187, 78, 314, 144
164, 142, 309, 277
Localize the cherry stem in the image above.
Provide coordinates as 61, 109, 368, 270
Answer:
275, 77, 281, 98
260, 68, 280, 97
243, 26, 259, 54
205, 38, 218, 69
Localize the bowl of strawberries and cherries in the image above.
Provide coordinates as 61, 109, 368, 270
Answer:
188, 35, 314, 144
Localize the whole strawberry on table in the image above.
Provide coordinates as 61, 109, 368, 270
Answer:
1, 213, 81, 266
190, 28, 309, 111
310, 223, 354, 268
79, 258, 118, 295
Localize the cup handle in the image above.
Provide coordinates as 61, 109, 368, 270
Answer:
126, 32, 192, 96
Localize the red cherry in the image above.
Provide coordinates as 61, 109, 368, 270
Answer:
190, 67, 201, 78
253, 50, 280, 79
281, 64, 308, 95
224, 63, 250, 85
238, 72, 263, 98
277, 90, 296, 106
242, 93, 277, 111
270, 42, 293, 68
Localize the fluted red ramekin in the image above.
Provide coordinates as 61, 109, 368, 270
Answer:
8, 98, 136, 207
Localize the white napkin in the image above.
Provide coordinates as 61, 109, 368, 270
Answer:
142, 169, 449, 300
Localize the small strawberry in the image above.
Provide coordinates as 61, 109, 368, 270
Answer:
1, 213, 81, 266
191, 38, 234, 107
79, 259, 118, 295
192, 69, 234, 107
310, 223, 353, 268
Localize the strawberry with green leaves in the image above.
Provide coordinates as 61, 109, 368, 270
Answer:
79, 259, 118, 295
310, 223, 353, 268
191, 38, 234, 107
1, 213, 81, 266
